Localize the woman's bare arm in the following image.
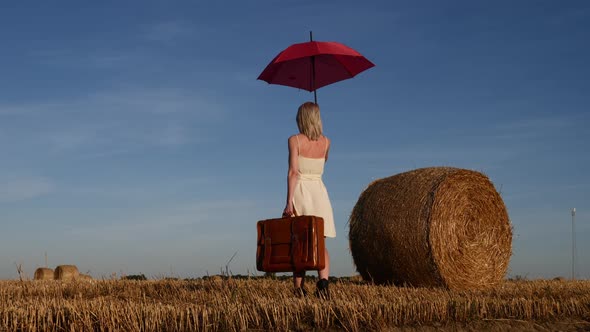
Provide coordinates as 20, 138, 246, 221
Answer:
324, 137, 330, 162
283, 135, 299, 216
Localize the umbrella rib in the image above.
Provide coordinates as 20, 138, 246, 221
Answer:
333, 55, 357, 78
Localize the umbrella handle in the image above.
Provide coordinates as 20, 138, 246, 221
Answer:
310, 31, 318, 104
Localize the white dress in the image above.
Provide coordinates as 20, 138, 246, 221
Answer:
292, 136, 336, 238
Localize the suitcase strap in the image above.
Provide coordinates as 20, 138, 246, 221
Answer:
291, 232, 301, 272
263, 236, 272, 271
291, 221, 311, 272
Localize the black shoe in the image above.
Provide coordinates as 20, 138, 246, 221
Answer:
315, 278, 330, 299
294, 287, 308, 298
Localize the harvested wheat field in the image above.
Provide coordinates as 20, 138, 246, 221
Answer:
0, 277, 588, 331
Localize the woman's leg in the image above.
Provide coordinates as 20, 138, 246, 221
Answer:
315, 249, 331, 298
318, 249, 330, 280
293, 271, 306, 289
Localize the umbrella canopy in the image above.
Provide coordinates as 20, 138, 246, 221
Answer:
258, 40, 374, 101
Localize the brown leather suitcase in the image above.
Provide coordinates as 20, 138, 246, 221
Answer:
256, 215, 325, 273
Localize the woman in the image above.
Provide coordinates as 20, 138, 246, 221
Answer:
283, 101, 336, 298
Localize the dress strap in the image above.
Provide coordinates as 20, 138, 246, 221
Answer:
296, 134, 300, 155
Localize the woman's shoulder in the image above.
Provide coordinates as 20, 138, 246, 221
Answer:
288, 134, 301, 148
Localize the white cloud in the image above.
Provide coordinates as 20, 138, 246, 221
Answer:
65, 199, 260, 240
154, 124, 189, 146
332, 144, 516, 166
45, 129, 99, 152
0, 86, 226, 157
61, 176, 211, 201
142, 21, 198, 42
331, 114, 584, 174
490, 115, 578, 140
502, 183, 586, 202
0, 175, 55, 202
28, 48, 135, 69
86, 87, 225, 115
0, 101, 65, 115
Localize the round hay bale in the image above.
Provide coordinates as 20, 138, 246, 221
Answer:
77, 273, 93, 281
348, 167, 512, 290
209, 275, 223, 284
34, 267, 54, 280
54, 265, 79, 281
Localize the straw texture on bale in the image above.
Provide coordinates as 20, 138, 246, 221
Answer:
34, 268, 54, 280
54, 265, 79, 281
348, 167, 512, 290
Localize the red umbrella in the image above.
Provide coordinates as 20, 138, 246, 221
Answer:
258, 32, 374, 103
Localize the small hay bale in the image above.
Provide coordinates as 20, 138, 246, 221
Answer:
54, 265, 79, 281
348, 167, 512, 290
34, 267, 54, 280
78, 273, 93, 281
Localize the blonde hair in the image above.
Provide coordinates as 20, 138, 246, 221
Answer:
296, 102, 323, 141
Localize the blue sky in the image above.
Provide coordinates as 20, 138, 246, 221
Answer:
1, 1, 588, 280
